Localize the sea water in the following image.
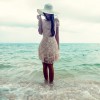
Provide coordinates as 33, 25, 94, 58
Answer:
0, 43, 100, 100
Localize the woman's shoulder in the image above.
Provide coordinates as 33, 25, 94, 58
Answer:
42, 19, 50, 23
54, 18, 59, 22
42, 19, 45, 22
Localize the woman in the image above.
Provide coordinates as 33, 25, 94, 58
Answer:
37, 3, 60, 84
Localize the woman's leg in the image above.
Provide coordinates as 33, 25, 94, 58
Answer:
42, 62, 48, 81
48, 63, 54, 83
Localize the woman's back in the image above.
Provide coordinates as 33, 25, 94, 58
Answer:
40, 18, 59, 38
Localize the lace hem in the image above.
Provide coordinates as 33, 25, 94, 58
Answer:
39, 52, 59, 64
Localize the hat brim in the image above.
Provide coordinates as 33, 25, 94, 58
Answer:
37, 9, 58, 16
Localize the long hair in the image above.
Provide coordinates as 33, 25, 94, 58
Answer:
43, 13, 55, 37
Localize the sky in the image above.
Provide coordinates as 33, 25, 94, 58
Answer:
0, 0, 100, 43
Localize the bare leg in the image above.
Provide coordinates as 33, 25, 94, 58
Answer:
42, 62, 48, 82
48, 63, 54, 84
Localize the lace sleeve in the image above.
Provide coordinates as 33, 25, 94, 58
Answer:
38, 19, 43, 35
55, 18, 60, 27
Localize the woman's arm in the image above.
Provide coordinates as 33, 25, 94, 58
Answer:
55, 18, 60, 50
55, 26, 59, 50
37, 15, 43, 35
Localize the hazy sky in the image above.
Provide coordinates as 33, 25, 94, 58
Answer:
0, 0, 100, 43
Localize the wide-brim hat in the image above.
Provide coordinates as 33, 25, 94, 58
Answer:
37, 3, 58, 16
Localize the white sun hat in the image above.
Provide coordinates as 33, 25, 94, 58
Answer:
37, 3, 58, 16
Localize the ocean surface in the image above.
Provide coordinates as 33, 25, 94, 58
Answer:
0, 43, 100, 100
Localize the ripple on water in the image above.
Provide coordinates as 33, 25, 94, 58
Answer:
0, 78, 100, 100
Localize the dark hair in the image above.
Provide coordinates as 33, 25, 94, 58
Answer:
43, 13, 55, 37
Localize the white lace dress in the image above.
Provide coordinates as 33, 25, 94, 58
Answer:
38, 18, 60, 64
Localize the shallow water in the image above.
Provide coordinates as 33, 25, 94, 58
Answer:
0, 43, 100, 100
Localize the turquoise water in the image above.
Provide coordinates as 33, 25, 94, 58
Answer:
0, 43, 100, 100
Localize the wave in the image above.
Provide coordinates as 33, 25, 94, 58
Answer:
78, 63, 100, 67
0, 64, 14, 69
